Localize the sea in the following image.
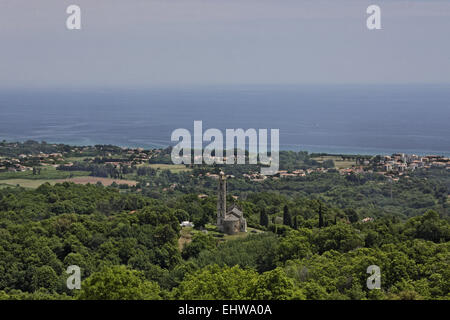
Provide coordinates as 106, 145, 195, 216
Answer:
0, 84, 449, 157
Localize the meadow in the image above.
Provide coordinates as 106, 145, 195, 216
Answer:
0, 166, 136, 188
311, 155, 356, 169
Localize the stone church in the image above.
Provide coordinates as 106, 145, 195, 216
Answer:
216, 171, 247, 235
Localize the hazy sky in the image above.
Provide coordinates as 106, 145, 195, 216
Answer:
0, 0, 449, 88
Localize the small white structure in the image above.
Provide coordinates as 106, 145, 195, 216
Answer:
180, 221, 194, 228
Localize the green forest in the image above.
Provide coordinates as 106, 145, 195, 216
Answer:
0, 180, 448, 300
0, 142, 448, 300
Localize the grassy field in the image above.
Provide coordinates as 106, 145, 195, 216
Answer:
178, 224, 262, 251
55, 177, 137, 186
312, 155, 356, 169
0, 179, 59, 188
178, 227, 194, 250
146, 164, 191, 173
0, 176, 137, 189
0, 166, 87, 180
64, 156, 94, 162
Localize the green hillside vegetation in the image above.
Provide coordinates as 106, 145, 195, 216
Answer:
0, 166, 87, 181
0, 183, 448, 300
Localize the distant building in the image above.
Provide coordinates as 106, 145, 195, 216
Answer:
216, 171, 247, 235
180, 221, 194, 228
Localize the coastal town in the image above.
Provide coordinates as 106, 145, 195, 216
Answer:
1, 142, 449, 183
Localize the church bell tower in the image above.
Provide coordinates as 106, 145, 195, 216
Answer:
217, 171, 226, 230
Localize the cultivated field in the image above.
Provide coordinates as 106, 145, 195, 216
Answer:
0, 176, 137, 188
55, 177, 137, 186
312, 155, 356, 169
146, 164, 191, 173
0, 179, 59, 188
0, 166, 87, 180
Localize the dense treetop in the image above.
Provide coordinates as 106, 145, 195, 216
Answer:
0, 181, 448, 300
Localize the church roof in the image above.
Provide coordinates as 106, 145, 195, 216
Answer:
224, 214, 240, 221
227, 206, 243, 218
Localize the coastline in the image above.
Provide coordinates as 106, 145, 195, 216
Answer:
2, 138, 450, 158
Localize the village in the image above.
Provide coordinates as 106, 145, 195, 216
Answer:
236, 153, 450, 182
0, 142, 449, 183
0, 142, 162, 174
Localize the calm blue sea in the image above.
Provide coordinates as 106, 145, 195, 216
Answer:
0, 84, 449, 156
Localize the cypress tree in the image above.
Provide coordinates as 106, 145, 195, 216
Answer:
283, 205, 292, 227
319, 203, 324, 228
260, 208, 269, 227
293, 216, 298, 230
